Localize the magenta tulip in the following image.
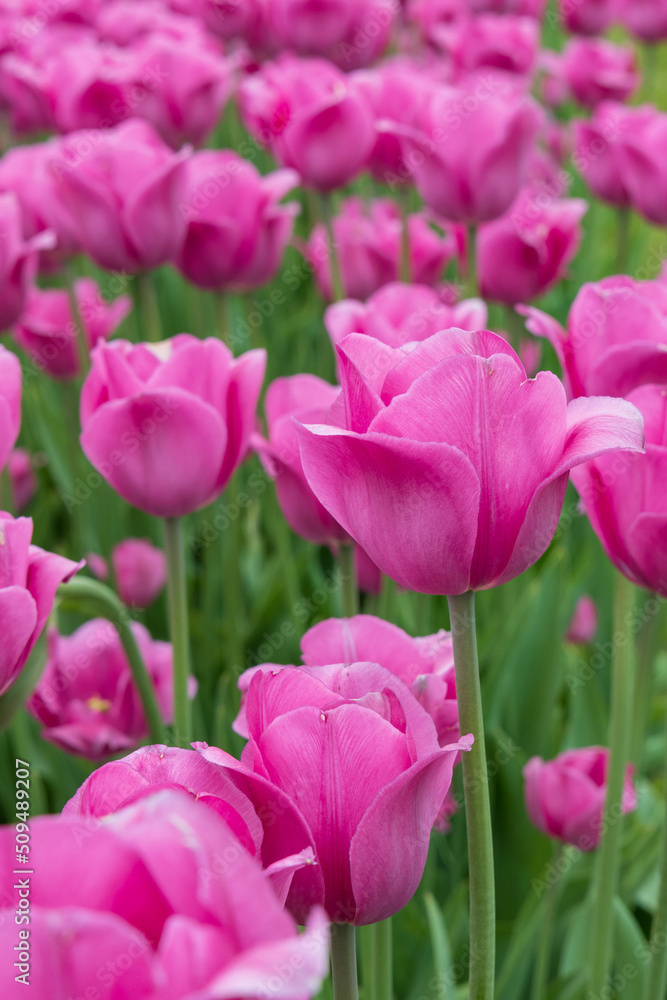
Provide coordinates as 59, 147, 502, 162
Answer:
571, 384, 667, 595
47, 118, 189, 272
573, 102, 657, 209
267, 0, 397, 69
8, 449, 36, 511
0, 790, 329, 998
0, 513, 82, 697
565, 595, 598, 644
524, 747, 636, 850
558, 0, 616, 35
0, 344, 22, 472
300, 615, 459, 746
112, 538, 166, 608
561, 38, 640, 108
238, 660, 471, 923
609, 106, 667, 226
12, 277, 131, 379
402, 73, 543, 223
325, 282, 488, 350
239, 55, 376, 192
28, 618, 180, 759
176, 151, 299, 291
0, 192, 54, 330
296, 329, 645, 595
308, 197, 460, 301
80, 336, 265, 518
520, 273, 667, 399
478, 190, 587, 304
617, 0, 667, 43
435, 15, 540, 79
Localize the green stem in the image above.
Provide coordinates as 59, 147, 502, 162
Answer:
399, 190, 411, 283
215, 290, 231, 346
616, 207, 631, 274
447, 591, 495, 1000
340, 544, 358, 617
632, 593, 662, 769
331, 924, 359, 1000
467, 225, 478, 298
588, 573, 637, 996
164, 517, 192, 748
644, 43, 657, 104
531, 843, 563, 1000
137, 272, 162, 343
0, 465, 14, 515
643, 700, 667, 1000
57, 577, 167, 744
320, 193, 345, 302
64, 264, 90, 376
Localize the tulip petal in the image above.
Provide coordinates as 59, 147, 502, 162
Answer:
297, 424, 481, 595
216, 348, 267, 492
282, 95, 375, 192
587, 342, 667, 399
80, 389, 227, 517
556, 395, 645, 477
626, 513, 667, 595
0, 585, 37, 695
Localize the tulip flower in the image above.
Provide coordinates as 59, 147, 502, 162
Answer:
561, 38, 640, 108
27, 618, 180, 759
434, 14, 540, 79
176, 151, 299, 291
524, 747, 636, 850
617, 0, 667, 43
401, 73, 543, 224
478, 190, 587, 305
239, 55, 376, 192
520, 273, 667, 399
266, 0, 397, 70
80, 335, 266, 518
47, 118, 189, 272
0, 345, 22, 472
571, 384, 667, 595
325, 282, 487, 351
11, 278, 131, 379
558, 0, 616, 35
300, 615, 459, 746
112, 538, 166, 608
0, 790, 329, 998
238, 660, 471, 924
0, 192, 55, 330
608, 106, 667, 227
565, 595, 598, 645
308, 198, 460, 301
296, 329, 645, 595
0, 513, 82, 697
7, 449, 36, 511
573, 102, 657, 210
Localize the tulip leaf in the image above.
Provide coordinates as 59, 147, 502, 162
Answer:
424, 891, 453, 998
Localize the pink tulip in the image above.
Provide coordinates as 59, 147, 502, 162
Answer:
402, 73, 543, 223
112, 538, 167, 608
80, 336, 265, 518
0, 192, 54, 330
0, 513, 82, 696
470, 0, 547, 12
11, 277, 131, 379
571, 384, 667, 595
28, 618, 180, 759
573, 101, 656, 209
520, 273, 667, 398
558, 0, 616, 35
435, 15, 540, 79
308, 197, 460, 301
47, 118, 189, 272
238, 660, 471, 923
565, 595, 598, 644
296, 329, 645, 595
0, 345, 22, 472
239, 55, 376, 192
191, 0, 266, 43
8, 449, 36, 511
86, 551, 109, 580
325, 282, 488, 350
267, 0, 397, 69
95, 0, 202, 45
0, 790, 329, 998
478, 190, 587, 304
561, 38, 640, 108
524, 747, 636, 850
617, 0, 667, 43
300, 615, 459, 746
608, 105, 667, 226
176, 151, 299, 291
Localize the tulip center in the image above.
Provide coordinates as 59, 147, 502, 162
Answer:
86, 695, 112, 713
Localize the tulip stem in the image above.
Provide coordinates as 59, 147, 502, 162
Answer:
632, 593, 662, 769
56, 577, 167, 745
400, 189, 411, 283
164, 517, 192, 748
643, 696, 667, 1000
467, 225, 478, 298
137, 272, 162, 343
215, 290, 231, 346
320, 193, 345, 302
589, 572, 637, 997
64, 263, 89, 376
447, 590, 495, 1000
531, 843, 563, 1000
331, 924, 359, 1000
616, 207, 631, 274
340, 544, 358, 617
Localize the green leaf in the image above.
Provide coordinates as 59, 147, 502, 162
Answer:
0, 631, 48, 733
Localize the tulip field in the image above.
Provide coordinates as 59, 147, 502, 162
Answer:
2, 1, 667, 999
